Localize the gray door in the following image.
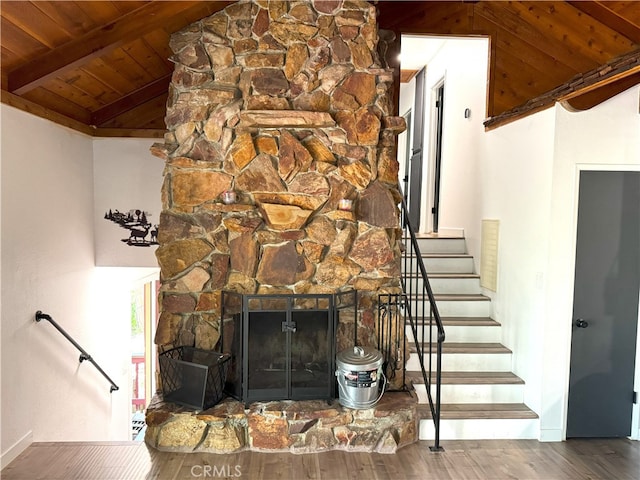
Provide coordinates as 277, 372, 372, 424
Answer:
567, 171, 640, 437
408, 68, 425, 230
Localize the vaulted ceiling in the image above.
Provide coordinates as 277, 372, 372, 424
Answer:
1, 1, 639, 137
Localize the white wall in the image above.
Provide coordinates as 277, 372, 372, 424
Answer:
481, 109, 556, 422
93, 138, 163, 267
0, 105, 159, 467
541, 87, 640, 441
419, 38, 489, 247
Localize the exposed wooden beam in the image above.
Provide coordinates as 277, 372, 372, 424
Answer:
90, 74, 171, 127
92, 128, 166, 139
7, 1, 208, 95
568, 1, 640, 44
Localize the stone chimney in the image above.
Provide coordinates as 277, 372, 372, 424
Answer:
150, 0, 405, 377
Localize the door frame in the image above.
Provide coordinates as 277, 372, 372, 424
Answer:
563, 164, 640, 441
423, 76, 446, 234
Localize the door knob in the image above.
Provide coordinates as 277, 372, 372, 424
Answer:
574, 318, 589, 328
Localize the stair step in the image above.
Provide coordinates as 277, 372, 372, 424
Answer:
405, 254, 475, 274
405, 293, 491, 303
404, 273, 481, 295
411, 342, 512, 355
441, 317, 500, 327
418, 403, 538, 420
405, 294, 491, 317
407, 316, 501, 343
408, 371, 526, 403
412, 236, 467, 254
406, 371, 524, 385
406, 273, 480, 279
433, 294, 489, 302
437, 300, 491, 317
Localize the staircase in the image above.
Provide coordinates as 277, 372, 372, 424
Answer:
405, 234, 539, 440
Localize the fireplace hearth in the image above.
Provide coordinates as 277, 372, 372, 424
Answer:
221, 290, 357, 404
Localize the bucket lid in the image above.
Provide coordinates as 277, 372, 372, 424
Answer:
336, 346, 383, 371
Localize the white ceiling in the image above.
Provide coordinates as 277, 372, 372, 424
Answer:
399, 35, 446, 71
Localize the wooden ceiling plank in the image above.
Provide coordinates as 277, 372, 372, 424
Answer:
122, 38, 173, 80
112, 2, 150, 16
378, 2, 478, 36
474, 1, 597, 73
0, 16, 49, 67
83, 57, 140, 96
568, 1, 640, 44
7, 0, 207, 95
494, 25, 579, 100
58, 68, 122, 107
0, 1, 73, 49
101, 46, 157, 88
100, 95, 168, 130
22, 86, 92, 124
91, 74, 171, 127
30, 1, 100, 37
1, 89, 93, 136
608, 1, 640, 25
45, 77, 105, 112
73, 0, 126, 25
513, 1, 633, 64
142, 30, 175, 70
400, 70, 419, 83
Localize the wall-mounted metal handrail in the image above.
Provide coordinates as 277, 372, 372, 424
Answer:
35, 311, 119, 393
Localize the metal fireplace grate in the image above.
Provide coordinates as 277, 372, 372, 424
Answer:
221, 290, 357, 404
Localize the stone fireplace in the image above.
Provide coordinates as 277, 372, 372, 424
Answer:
145, 0, 415, 453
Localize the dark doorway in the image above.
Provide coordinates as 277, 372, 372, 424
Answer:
567, 171, 640, 437
408, 68, 425, 230
401, 110, 412, 205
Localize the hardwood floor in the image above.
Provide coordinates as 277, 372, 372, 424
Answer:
2, 438, 639, 479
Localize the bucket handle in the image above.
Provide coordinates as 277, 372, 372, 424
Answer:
336, 371, 387, 410
354, 346, 365, 356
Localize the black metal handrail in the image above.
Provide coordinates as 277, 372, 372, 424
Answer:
398, 194, 445, 451
35, 311, 119, 393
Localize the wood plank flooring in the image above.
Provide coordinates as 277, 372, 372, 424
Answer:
2, 438, 639, 479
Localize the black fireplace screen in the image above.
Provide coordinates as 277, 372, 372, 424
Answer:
221, 291, 357, 404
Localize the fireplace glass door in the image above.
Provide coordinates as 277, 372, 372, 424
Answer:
221, 291, 356, 404
244, 296, 334, 403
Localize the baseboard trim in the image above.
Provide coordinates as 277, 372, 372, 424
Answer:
539, 429, 563, 442
1, 431, 33, 470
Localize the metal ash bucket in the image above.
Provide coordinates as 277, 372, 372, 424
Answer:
335, 346, 386, 409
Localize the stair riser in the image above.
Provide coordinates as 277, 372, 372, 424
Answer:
414, 238, 467, 254
419, 418, 539, 440
406, 276, 481, 295
410, 299, 491, 317
412, 383, 524, 404
407, 325, 501, 343
405, 256, 475, 274
407, 352, 512, 372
